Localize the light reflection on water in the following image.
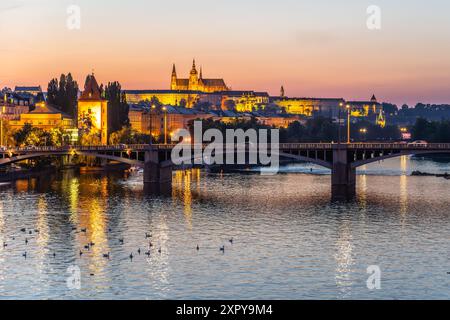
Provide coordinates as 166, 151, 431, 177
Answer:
0, 157, 449, 299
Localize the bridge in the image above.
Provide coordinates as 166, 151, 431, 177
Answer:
1, 143, 450, 199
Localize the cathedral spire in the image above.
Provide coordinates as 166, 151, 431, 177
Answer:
171, 63, 178, 90
191, 59, 197, 74
172, 63, 177, 77
199, 66, 203, 79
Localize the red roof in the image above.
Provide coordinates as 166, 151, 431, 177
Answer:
79, 74, 104, 101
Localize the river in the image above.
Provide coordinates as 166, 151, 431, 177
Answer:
0, 156, 449, 299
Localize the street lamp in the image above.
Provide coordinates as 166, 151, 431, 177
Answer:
0, 109, 3, 147
162, 106, 168, 145
338, 102, 343, 144
149, 104, 156, 145
346, 104, 351, 144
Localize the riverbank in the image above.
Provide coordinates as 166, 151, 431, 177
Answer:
411, 171, 450, 179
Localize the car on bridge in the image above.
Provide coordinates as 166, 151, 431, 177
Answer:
408, 140, 428, 147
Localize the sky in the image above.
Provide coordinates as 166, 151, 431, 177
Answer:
1, 0, 450, 106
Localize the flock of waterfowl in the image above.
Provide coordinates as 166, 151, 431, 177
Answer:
2, 227, 235, 263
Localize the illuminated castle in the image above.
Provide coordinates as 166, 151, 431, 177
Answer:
170, 60, 229, 93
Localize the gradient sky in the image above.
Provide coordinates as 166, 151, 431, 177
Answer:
1, 0, 450, 105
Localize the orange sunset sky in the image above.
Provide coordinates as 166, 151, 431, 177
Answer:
1, 0, 450, 105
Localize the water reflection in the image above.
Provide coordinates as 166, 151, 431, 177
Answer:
334, 220, 354, 299
0, 157, 449, 299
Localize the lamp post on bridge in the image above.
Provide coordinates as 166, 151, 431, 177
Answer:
346, 104, 351, 144
0, 109, 3, 147
149, 104, 156, 145
338, 102, 343, 144
162, 106, 168, 145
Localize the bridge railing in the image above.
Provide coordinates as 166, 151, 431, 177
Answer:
347, 143, 450, 150
3, 142, 450, 154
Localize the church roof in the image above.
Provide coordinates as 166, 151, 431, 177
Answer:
28, 102, 72, 118
79, 74, 103, 101
200, 78, 227, 88
14, 86, 42, 93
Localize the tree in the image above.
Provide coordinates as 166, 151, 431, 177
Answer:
11, 124, 64, 147
144, 96, 162, 108
382, 103, 398, 116
47, 73, 79, 117
80, 130, 101, 146
109, 126, 151, 145
104, 81, 129, 133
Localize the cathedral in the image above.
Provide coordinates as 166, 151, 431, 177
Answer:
170, 60, 229, 93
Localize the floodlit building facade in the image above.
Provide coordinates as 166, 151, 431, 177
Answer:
77, 74, 109, 144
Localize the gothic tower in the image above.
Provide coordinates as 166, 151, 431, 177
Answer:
171, 64, 177, 90
188, 59, 199, 91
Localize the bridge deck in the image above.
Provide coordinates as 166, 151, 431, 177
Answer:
2, 143, 450, 154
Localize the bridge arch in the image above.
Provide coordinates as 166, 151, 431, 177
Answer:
0, 151, 144, 167
171, 149, 333, 169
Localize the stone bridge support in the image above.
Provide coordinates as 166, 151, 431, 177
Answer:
331, 144, 356, 200
143, 149, 173, 194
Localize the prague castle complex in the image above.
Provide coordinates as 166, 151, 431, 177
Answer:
170, 60, 228, 92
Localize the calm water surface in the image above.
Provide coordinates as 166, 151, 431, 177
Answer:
0, 156, 449, 299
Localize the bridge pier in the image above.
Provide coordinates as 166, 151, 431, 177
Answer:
331, 145, 356, 200
143, 149, 173, 195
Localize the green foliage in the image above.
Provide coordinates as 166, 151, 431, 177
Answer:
12, 124, 65, 147
47, 73, 79, 117
411, 118, 450, 142
195, 117, 403, 143
109, 126, 151, 145
104, 81, 129, 133
78, 111, 95, 135
80, 130, 101, 146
